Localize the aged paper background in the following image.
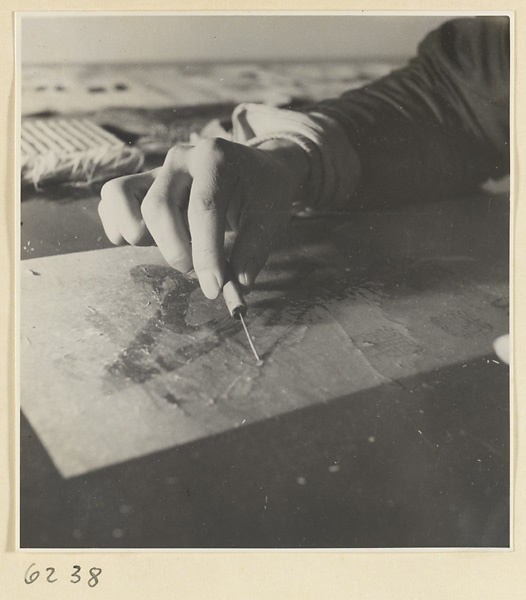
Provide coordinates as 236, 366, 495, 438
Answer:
2, 2, 524, 599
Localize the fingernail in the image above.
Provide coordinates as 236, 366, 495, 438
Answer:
199, 270, 220, 299
240, 260, 256, 290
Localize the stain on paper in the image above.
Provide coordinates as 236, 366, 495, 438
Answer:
105, 265, 239, 384
430, 310, 493, 337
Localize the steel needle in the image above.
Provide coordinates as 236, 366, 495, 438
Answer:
222, 278, 261, 362
238, 313, 261, 362
189, 267, 261, 362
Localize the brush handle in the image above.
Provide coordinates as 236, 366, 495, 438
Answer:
222, 279, 247, 319
187, 265, 247, 319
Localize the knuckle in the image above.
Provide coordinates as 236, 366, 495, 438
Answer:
199, 136, 229, 155
140, 195, 162, 220
193, 137, 230, 170
164, 145, 186, 167
100, 177, 124, 200
189, 192, 217, 214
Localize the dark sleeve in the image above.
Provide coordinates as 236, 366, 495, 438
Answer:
313, 16, 510, 209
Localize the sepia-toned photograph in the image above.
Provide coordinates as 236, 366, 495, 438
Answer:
18, 12, 511, 549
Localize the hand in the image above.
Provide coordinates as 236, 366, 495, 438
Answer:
98, 137, 309, 299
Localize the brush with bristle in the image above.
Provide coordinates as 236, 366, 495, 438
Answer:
21, 117, 144, 190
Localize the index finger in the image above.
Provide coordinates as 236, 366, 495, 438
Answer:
187, 140, 234, 298
140, 148, 193, 274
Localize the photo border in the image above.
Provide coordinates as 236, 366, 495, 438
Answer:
2, 2, 524, 599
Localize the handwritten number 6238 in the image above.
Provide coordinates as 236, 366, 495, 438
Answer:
24, 563, 101, 587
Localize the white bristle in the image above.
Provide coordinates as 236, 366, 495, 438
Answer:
21, 117, 144, 188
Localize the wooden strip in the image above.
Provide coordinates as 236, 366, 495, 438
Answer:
55, 119, 94, 151
33, 120, 78, 153
78, 118, 123, 146
21, 122, 51, 154
20, 135, 38, 156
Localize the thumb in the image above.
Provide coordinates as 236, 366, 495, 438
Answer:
229, 208, 284, 293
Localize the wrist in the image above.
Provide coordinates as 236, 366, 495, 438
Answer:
246, 136, 322, 214
254, 138, 311, 188
232, 103, 361, 212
